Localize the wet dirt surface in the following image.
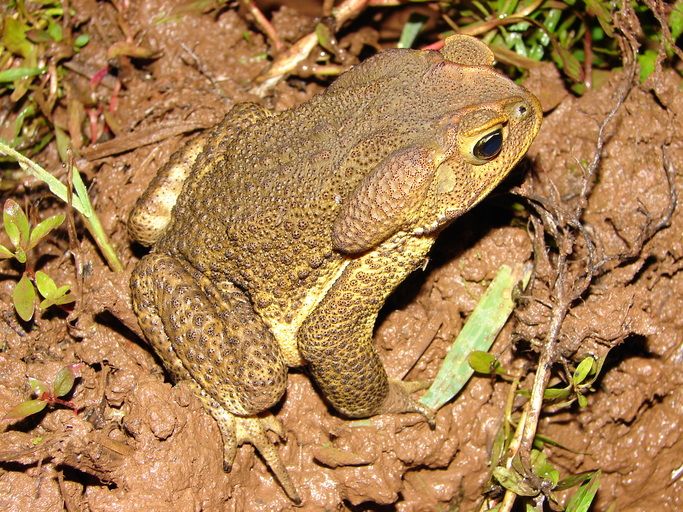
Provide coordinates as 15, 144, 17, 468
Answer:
0, 1, 682, 511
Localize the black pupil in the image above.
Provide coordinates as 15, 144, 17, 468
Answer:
473, 130, 503, 160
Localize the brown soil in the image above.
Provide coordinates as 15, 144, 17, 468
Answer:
1, 1, 682, 511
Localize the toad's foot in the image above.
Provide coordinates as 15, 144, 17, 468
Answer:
378, 380, 436, 427
203, 391, 301, 504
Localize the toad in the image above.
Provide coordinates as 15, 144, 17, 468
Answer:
128, 34, 542, 502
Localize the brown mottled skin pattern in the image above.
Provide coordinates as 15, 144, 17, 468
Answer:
128, 35, 542, 502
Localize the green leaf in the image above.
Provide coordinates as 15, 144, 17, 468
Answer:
489, 423, 508, 469
534, 433, 579, 453
4, 199, 30, 249
14, 247, 27, 264
0, 244, 14, 259
40, 291, 75, 310
0, 143, 88, 215
70, 166, 94, 217
565, 470, 601, 512
577, 393, 588, 408
13, 102, 36, 140
531, 449, 560, 487
492, 466, 537, 496
0, 66, 45, 83
35, 271, 58, 299
584, 354, 607, 387
670, 0, 683, 41
554, 44, 583, 82
544, 386, 571, 400
2, 399, 47, 420
28, 377, 49, 395
13, 275, 36, 322
55, 285, 71, 297
468, 350, 499, 374
47, 20, 63, 42
638, 49, 658, 83
421, 264, 532, 410
397, 13, 427, 49
557, 470, 598, 491
573, 356, 595, 386
52, 366, 76, 397
584, 0, 614, 37
74, 33, 90, 48
543, 8, 562, 34
54, 291, 75, 305
314, 22, 336, 54
28, 213, 65, 250
36, 272, 74, 310
3, 17, 37, 63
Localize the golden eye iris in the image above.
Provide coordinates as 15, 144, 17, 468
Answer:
473, 130, 503, 160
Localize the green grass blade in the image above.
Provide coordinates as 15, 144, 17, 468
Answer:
0, 66, 45, 83
0, 141, 87, 213
420, 263, 532, 410
565, 470, 601, 512
71, 165, 94, 217
397, 13, 428, 49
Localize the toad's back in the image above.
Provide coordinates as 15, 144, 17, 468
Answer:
156, 48, 448, 322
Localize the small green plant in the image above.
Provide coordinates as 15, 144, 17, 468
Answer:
420, 264, 532, 410
444, 0, 682, 87
470, 351, 605, 511
469, 352, 603, 408
542, 356, 604, 409
1, 0, 91, 155
0, 142, 123, 272
0, 198, 75, 321
2, 364, 82, 421
491, 451, 600, 512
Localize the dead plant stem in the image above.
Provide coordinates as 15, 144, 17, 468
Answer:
250, 0, 369, 96
495, 14, 641, 510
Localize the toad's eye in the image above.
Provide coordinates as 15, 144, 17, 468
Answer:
473, 129, 503, 160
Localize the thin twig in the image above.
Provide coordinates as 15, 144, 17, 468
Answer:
250, 0, 369, 96
240, 0, 283, 52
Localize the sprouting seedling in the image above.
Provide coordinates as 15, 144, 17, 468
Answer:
2, 364, 82, 422
0, 199, 75, 321
542, 355, 604, 408
504, 354, 604, 410
0, 141, 123, 272
0, 198, 64, 264
491, 449, 601, 511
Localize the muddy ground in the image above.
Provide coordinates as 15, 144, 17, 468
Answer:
0, 1, 682, 511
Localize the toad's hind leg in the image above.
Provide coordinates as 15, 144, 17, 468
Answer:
130, 253, 298, 502
127, 135, 206, 247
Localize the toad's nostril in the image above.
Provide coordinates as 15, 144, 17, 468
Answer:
516, 105, 528, 117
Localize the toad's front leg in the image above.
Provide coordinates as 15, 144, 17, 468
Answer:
130, 253, 299, 503
297, 236, 436, 423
